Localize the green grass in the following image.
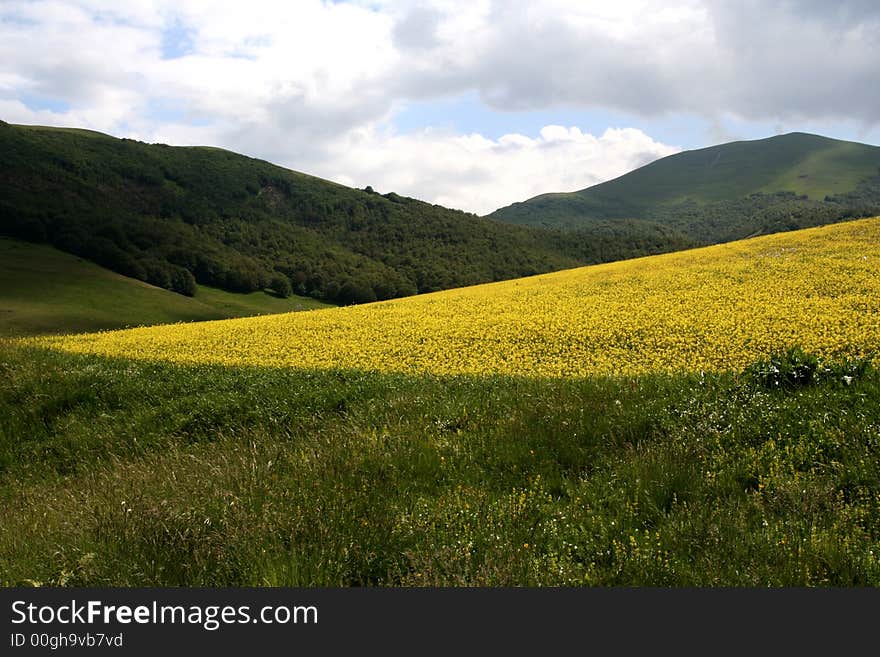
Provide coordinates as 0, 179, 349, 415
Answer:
759, 140, 880, 199
12, 125, 110, 139
0, 237, 329, 337
587, 132, 880, 206
1, 341, 877, 586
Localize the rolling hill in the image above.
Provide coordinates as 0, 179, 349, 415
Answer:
33, 216, 880, 378
491, 132, 880, 243
0, 237, 329, 337
0, 121, 691, 307
4, 218, 879, 587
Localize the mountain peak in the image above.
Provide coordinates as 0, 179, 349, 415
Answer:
490, 132, 880, 234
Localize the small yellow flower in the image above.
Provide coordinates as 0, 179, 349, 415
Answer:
30, 217, 880, 380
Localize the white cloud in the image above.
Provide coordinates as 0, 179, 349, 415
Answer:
1, 1, 879, 213
307, 125, 679, 215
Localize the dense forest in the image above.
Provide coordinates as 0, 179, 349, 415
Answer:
0, 122, 693, 304
494, 185, 880, 244
650, 183, 880, 244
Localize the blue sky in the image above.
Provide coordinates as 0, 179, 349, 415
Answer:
393, 92, 880, 151
160, 21, 195, 60
2, 0, 880, 214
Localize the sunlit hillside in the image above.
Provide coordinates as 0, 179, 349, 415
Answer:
491, 132, 880, 237
33, 217, 880, 378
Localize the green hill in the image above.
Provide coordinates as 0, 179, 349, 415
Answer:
491, 133, 880, 243
0, 237, 329, 337
0, 121, 691, 307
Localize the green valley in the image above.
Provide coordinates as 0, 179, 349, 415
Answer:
0, 237, 328, 337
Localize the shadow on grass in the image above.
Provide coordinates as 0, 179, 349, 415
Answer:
1, 342, 878, 586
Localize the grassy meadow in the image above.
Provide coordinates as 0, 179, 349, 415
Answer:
0, 237, 329, 337
1, 343, 878, 586
2, 219, 879, 586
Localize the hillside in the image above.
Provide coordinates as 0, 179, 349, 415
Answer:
0, 237, 329, 337
34, 216, 880, 378
5, 218, 878, 587
0, 121, 692, 306
491, 133, 880, 243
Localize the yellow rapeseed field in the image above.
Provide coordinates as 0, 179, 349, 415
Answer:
31, 217, 880, 378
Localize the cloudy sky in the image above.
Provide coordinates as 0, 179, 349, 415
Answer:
2, 1, 879, 215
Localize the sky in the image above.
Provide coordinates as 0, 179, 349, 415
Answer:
2, 0, 880, 215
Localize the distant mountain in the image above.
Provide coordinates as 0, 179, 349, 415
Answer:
490, 132, 880, 244
0, 121, 692, 305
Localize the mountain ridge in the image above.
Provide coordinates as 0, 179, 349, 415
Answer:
0, 120, 691, 306
489, 132, 880, 242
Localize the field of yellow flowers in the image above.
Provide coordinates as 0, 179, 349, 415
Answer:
32, 217, 880, 377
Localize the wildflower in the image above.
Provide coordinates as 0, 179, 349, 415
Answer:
30, 217, 880, 380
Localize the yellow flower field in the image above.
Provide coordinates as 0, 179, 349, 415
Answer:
31, 217, 880, 378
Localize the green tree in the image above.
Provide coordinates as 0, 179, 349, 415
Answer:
269, 273, 292, 298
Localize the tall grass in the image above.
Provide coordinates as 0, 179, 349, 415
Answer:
1, 342, 878, 586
